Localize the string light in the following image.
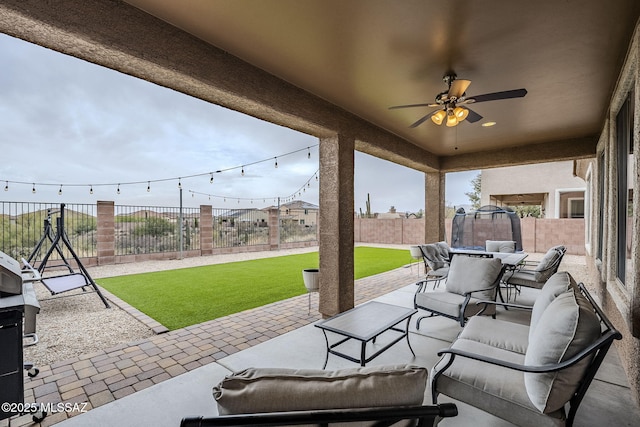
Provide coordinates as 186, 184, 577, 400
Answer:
0, 144, 319, 196
32, 184, 36, 194
187, 169, 318, 206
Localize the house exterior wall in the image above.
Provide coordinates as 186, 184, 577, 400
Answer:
481, 161, 586, 218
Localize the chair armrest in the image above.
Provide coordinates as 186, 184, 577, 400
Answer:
436, 329, 621, 374
415, 278, 442, 293
180, 404, 459, 426
462, 285, 497, 297
475, 300, 533, 311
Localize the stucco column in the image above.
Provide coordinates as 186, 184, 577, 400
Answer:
425, 171, 446, 243
319, 134, 355, 317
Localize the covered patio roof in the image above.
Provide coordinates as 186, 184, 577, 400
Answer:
2, 0, 639, 172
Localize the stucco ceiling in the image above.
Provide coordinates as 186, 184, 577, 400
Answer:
123, 0, 640, 157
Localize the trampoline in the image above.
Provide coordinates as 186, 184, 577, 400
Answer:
450, 205, 523, 252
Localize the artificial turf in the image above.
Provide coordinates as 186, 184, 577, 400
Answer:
98, 246, 413, 330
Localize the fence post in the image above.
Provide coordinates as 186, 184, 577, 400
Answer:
96, 201, 115, 265
268, 207, 279, 250
200, 205, 213, 255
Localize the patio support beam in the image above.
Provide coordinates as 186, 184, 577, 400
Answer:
425, 172, 446, 243
319, 134, 355, 317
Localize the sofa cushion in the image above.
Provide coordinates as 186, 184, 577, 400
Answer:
213, 364, 427, 415
446, 256, 503, 300
534, 248, 562, 282
524, 290, 601, 413
486, 240, 516, 253
529, 271, 577, 341
459, 316, 530, 355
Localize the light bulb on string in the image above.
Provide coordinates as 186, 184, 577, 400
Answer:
241, 166, 245, 176
178, 178, 182, 189
308, 148, 311, 159
210, 173, 214, 184
58, 185, 63, 196
4, 181, 8, 191
147, 182, 150, 192
90, 185, 93, 195
32, 184, 36, 194
192, 193, 194, 198
274, 157, 278, 168
117, 184, 121, 195
315, 174, 318, 181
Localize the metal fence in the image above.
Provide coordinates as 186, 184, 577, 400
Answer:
0, 202, 97, 262
212, 208, 269, 247
114, 205, 201, 256
1, 201, 318, 265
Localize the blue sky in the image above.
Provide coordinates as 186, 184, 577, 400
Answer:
0, 34, 476, 214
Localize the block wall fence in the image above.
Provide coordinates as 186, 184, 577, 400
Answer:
87, 203, 584, 267
354, 216, 585, 255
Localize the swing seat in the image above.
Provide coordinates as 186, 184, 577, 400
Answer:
40, 273, 89, 295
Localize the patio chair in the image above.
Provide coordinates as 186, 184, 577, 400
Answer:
505, 245, 566, 291
414, 255, 505, 327
485, 240, 516, 253
417, 242, 451, 287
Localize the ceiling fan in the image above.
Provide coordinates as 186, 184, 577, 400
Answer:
389, 73, 527, 128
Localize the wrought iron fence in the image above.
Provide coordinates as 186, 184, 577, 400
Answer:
212, 208, 269, 247
114, 205, 201, 256
0, 202, 97, 262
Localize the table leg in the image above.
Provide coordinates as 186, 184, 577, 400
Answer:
360, 341, 367, 367
321, 330, 330, 369
405, 317, 416, 357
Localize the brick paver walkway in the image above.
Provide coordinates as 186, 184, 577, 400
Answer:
6, 266, 418, 426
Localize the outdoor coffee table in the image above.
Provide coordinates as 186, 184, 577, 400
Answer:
315, 301, 417, 368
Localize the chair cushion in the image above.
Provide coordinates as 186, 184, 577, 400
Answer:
485, 240, 516, 253
524, 290, 601, 413
213, 364, 427, 415
415, 290, 494, 318
459, 316, 530, 355
434, 241, 451, 260
422, 244, 448, 270
534, 248, 562, 282
446, 256, 503, 300
507, 270, 544, 289
529, 271, 577, 341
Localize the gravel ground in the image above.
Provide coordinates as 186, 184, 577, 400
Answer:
23, 247, 320, 367
22, 247, 587, 367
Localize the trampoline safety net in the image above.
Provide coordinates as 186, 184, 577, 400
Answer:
450, 205, 523, 252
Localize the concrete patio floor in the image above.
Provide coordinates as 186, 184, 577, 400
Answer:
6, 254, 640, 426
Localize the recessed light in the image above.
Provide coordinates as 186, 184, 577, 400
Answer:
482, 121, 496, 127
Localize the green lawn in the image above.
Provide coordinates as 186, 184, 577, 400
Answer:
98, 246, 412, 330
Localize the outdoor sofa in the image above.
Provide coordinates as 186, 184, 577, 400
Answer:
430, 271, 621, 426
181, 364, 458, 426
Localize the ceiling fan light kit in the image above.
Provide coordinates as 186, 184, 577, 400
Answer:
390, 73, 527, 128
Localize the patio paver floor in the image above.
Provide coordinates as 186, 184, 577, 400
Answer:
6, 264, 420, 427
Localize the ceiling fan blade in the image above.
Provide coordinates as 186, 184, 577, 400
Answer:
409, 112, 436, 128
389, 103, 433, 110
468, 88, 527, 103
449, 79, 471, 99
465, 108, 483, 123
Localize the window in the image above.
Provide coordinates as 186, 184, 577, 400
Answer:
568, 198, 585, 218
597, 153, 605, 261
615, 93, 634, 285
